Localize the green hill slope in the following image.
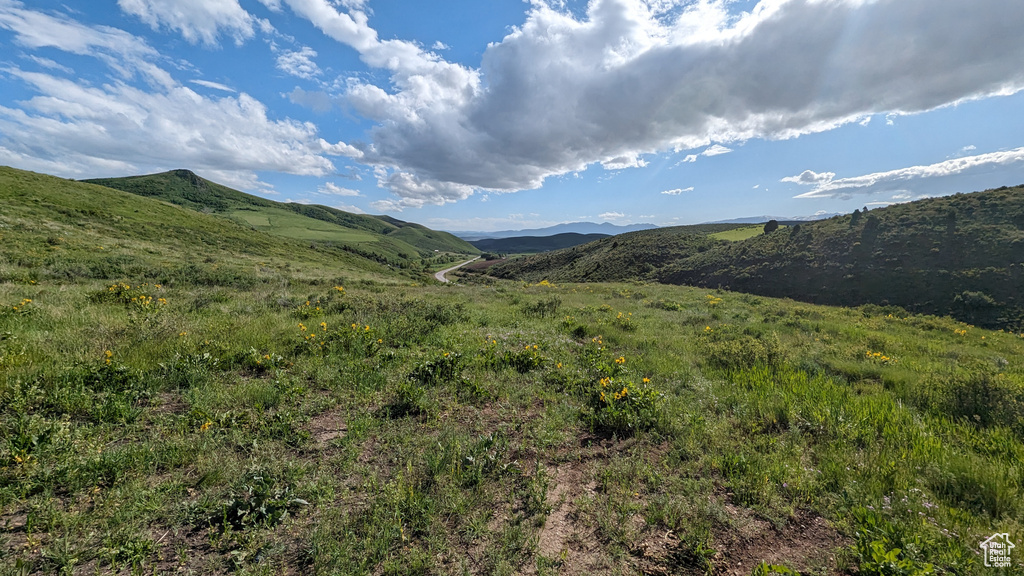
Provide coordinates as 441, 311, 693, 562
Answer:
493, 186, 1024, 328
83, 170, 479, 265
487, 223, 756, 282
470, 232, 610, 254
0, 166, 405, 285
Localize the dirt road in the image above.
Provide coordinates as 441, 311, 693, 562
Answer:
434, 257, 481, 283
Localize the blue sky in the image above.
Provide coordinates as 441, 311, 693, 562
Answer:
2, 0, 1024, 232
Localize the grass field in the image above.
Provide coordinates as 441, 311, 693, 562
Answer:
227, 208, 383, 244
709, 225, 776, 241
2, 169, 1023, 575
2, 268, 1023, 574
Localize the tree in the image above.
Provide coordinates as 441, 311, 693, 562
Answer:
763, 220, 779, 234
850, 209, 862, 226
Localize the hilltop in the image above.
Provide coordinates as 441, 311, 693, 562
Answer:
84, 170, 478, 266
490, 185, 1024, 329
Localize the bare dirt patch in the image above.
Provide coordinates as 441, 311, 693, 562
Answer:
306, 409, 347, 445
153, 392, 188, 415
712, 507, 848, 575
532, 462, 603, 575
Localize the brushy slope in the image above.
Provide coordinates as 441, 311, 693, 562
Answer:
470, 233, 611, 254
2, 168, 1023, 574
84, 170, 479, 263
487, 226, 730, 282
492, 185, 1024, 329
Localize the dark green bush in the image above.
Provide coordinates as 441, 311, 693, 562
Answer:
701, 332, 785, 372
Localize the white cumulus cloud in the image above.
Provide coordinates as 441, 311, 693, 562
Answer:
0, 1, 173, 87
0, 69, 347, 183
0, 2, 356, 191
787, 147, 1024, 199
275, 0, 1024, 207
318, 182, 361, 196
661, 187, 694, 195
700, 144, 732, 157
276, 46, 321, 79
781, 170, 836, 186
599, 211, 626, 220
117, 0, 260, 46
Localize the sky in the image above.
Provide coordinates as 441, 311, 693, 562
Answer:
2, 0, 1024, 232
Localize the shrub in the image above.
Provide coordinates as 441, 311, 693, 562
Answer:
409, 352, 463, 386
851, 507, 935, 576
158, 352, 219, 389
382, 381, 427, 418
481, 342, 545, 373
647, 299, 685, 311
520, 296, 561, 318
203, 473, 308, 531
940, 368, 1023, 433
612, 311, 636, 331
587, 377, 664, 436
297, 321, 382, 358
701, 332, 785, 372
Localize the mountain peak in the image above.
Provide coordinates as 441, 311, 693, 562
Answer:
169, 169, 206, 189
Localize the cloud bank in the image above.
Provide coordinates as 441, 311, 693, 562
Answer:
787, 147, 1024, 198
3, 0, 1024, 208
287, 0, 1024, 207
0, 2, 351, 189
117, 0, 261, 46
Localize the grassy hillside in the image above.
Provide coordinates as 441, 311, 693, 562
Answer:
470, 233, 611, 254
493, 186, 1024, 329
487, 224, 743, 283
709, 224, 776, 241
83, 170, 479, 264
3, 167, 1023, 575
0, 167, 408, 286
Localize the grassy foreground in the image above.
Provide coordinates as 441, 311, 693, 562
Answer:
2, 263, 1023, 574
1, 168, 1022, 575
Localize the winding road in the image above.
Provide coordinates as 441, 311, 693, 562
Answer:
434, 257, 481, 283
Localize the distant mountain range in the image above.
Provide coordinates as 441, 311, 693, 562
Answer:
456, 213, 843, 241
453, 222, 658, 241
710, 213, 844, 224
